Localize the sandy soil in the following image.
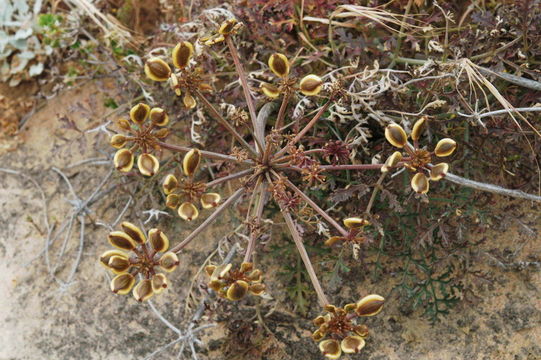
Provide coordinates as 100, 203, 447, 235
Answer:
0, 80, 540, 360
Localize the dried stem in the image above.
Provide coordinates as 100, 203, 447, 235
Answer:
458, 106, 541, 119
444, 172, 541, 202
279, 163, 386, 172
365, 173, 386, 215
389, 0, 413, 68
157, 141, 252, 164
206, 169, 252, 187
193, 90, 258, 158
319, 164, 384, 171
274, 98, 333, 158
281, 208, 329, 307
263, 92, 291, 163
280, 175, 348, 237
225, 36, 265, 152
275, 92, 291, 135
171, 187, 246, 253
244, 181, 266, 263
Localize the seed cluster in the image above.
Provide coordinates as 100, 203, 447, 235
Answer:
325, 217, 371, 246
100, 222, 179, 301
205, 262, 265, 301
384, 117, 457, 194
313, 295, 385, 359
145, 41, 212, 109
260, 52, 323, 98
111, 103, 170, 176
162, 149, 221, 221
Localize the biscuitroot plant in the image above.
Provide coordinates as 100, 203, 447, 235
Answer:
99, 18, 541, 358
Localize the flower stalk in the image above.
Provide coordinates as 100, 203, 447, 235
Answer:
281, 208, 329, 307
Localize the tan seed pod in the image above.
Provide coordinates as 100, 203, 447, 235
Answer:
246, 269, 262, 282
434, 138, 457, 157
117, 118, 131, 131
381, 151, 403, 173
335, 307, 347, 316
183, 148, 201, 177
319, 339, 341, 359
205, 265, 217, 277
151, 273, 168, 294
99, 250, 129, 269
312, 329, 325, 342
430, 163, 449, 181
110, 273, 135, 295
324, 236, 344, 246
172, 41, 194, 69
169, 73, 181, 96
324, 304, 338, 313
385, 124, 408, 148
299, 74, 323, 96
133, 279, 154, 302
211, 263, 232, 280
137, 153, 160, 177
166, 194, 181, 209
226, 280, 249, 301
120, 221, 146, 244
159, 252, 180, 272
341, 335, 365, 354
162, 174, 179, 195
353, 324, 369, 337
148, 228, 169, 253
144, 57, 171, 81
154, 128, 170, 139
113, 149, 134, 172
313, 315, 326, 326
108, 231, 137, 251
201, 193, 221, 209
219, 18, 238, 35
130, 103, 150, 124
208, 279, 223, 292
199, 34, 211, 43
411, 172, 429, 194
178, 202, 199, 221
183, 93, 196, 109
204, 34, 225, 45
198, 83, 213, 92
260, 82, 280, 98
239, 262, 253, 273
149, 107, 169, 126
356, 294, 385, 316
268, 53, 290, 78
107, 255, 131, 274
110, 134, 128, 149
411, 116, 427, 141
248, 283, 265, 296
343, 217, 371, 229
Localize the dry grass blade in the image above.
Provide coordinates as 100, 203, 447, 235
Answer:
66, 0, 134, 45
304, 4, 422, 33
449, 59, 541, 138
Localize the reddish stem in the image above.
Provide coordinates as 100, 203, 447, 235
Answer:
157, 141, 252, 164
206, 169, 253, 187
274, 99, 333, 158
281, 208, 329, 307
280, 176, 348, 237
193, 90, 258, 158
225, 36, 264, 152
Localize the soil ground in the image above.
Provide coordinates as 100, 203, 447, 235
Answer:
0, 80, 540, 360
